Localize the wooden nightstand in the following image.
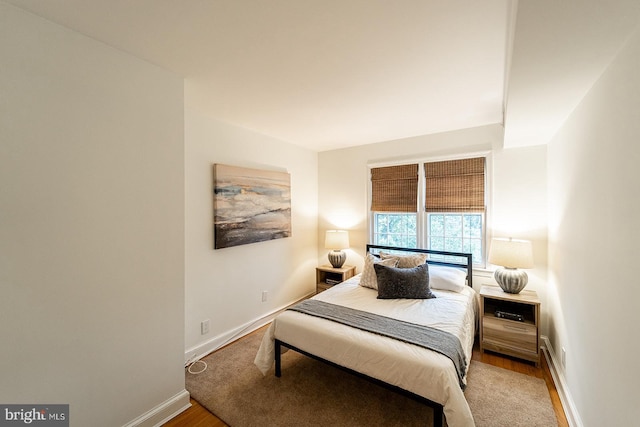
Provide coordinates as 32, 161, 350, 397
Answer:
316, 265, 356, 293
479, 285, 541, 366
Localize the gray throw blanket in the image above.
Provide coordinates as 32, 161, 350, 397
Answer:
287, 299, 467, 389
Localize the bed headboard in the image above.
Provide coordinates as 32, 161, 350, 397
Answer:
366, 244, 473, 288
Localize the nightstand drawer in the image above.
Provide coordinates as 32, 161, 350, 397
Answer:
483, 316, 537, 352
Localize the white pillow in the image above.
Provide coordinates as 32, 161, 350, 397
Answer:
360, 253, 398, 290
428, 265, 467, 292
379, 251, 427, 268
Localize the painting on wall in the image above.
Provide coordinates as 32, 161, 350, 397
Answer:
213, 164, 291, 249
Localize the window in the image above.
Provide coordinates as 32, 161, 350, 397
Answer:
370, 157, 486, 266
427, 213, 483, 263
373, 213, 417, 248
370, 163, 419, 249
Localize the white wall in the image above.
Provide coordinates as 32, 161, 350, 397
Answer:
547, 25, 640, 426
492, 145, 548, 331
318, 125, 549, 332
183, 101, 318, 359
318, 124, 502, 267
0, 4, 187, 426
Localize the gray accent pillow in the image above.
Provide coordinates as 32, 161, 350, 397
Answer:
374, 263, 436, 299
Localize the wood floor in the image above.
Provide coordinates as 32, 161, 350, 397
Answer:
163, 399, 227, 427
472, 345, 569, 427
164, 341, 569, 427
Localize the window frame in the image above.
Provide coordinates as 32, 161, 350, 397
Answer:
372, 211, 419, 249
425, 211, 485, 266
368, 154, 491, 269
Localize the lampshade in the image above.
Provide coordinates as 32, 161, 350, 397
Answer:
325, 230, 350, 250
488, 238, 533, 269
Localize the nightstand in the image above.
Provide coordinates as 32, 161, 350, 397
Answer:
316, 265, 356, 293
479, 285, 541, 366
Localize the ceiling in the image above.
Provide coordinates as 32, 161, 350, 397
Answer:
4, 0, 640, 151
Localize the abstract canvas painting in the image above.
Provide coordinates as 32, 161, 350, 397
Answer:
213, 164, 291, 249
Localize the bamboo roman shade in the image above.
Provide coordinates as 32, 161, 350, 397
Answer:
370, 164, 418, 212
424, 157, 485, 212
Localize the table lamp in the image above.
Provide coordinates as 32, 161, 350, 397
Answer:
488, 237, 533, 294
325, 230, 349, 268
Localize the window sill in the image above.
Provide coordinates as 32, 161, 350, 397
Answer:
471, 267, 494, 278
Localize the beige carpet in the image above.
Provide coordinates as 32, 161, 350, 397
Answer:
186, 329, 557, 427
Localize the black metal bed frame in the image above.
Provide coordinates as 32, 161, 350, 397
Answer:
365, 244, 473, 289
273, 244, 474, 427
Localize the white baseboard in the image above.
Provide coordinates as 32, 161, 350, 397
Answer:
540, 336, 583, 427
122, 389, 190, 427
184, 291, 316, 365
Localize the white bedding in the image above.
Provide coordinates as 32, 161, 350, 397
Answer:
254, 274, 478, 427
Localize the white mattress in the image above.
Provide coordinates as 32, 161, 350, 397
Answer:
255, 274, 479, 427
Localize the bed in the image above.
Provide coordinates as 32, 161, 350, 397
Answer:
254, 244, 478, 427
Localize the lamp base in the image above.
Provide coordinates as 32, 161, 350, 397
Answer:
494, 267, 528, 294
328, 250, 346, 268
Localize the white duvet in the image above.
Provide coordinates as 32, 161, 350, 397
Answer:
254, 274, 478, 427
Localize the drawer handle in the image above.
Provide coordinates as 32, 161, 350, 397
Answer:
503, 324, 528, 332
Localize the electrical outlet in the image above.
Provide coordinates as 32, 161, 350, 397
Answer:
262, 291, 268, 302
201, 319, 210, 335
561, 347, 567, 368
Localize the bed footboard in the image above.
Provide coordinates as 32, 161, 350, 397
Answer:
274, 338, 444, 427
